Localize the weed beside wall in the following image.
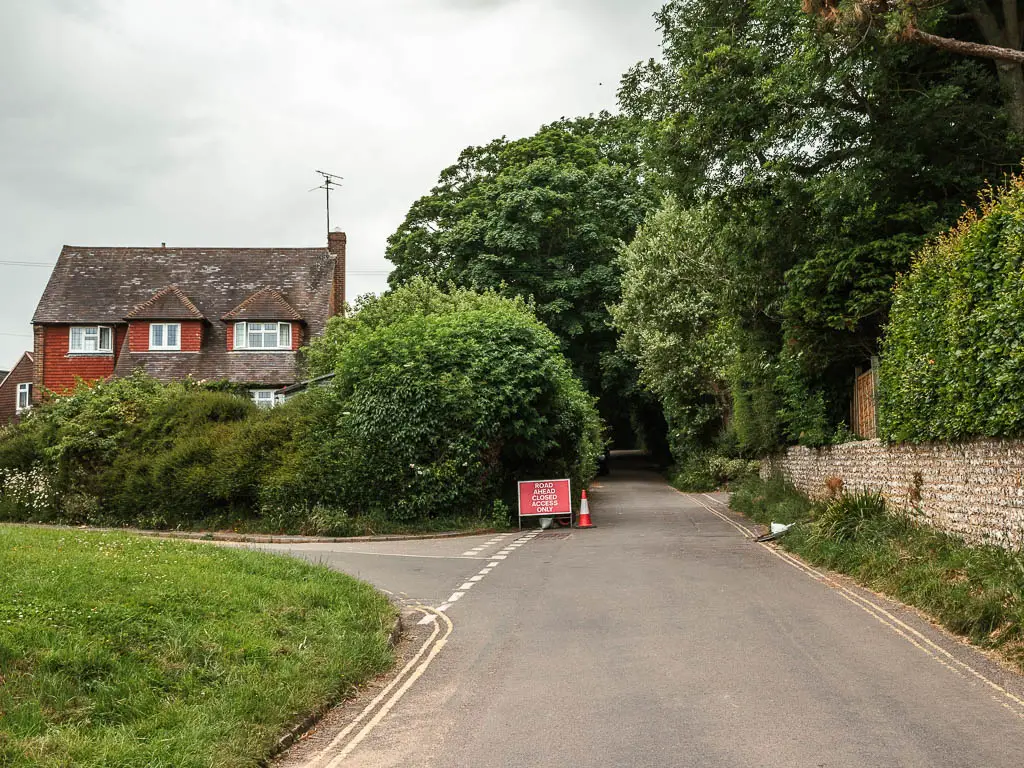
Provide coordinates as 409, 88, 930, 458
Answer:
762, 439, 1024, 550
671, 451, 759, 492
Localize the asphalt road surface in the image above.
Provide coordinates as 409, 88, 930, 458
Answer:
256, 457, 1024, 767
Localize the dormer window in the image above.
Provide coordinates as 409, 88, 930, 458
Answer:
69, 325, 113, 354
149, 322, 181, 350
233, 322, 292, 350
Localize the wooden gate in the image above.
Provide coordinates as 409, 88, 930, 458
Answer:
851, 368, 877, 438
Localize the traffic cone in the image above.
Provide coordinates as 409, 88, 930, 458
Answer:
576, 489, 594, 528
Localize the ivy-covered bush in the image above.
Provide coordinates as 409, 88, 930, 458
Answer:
671, 450, 759, 492
0, 373, 290, 526
293, 286, 603, 522
879, 178, 1024, 442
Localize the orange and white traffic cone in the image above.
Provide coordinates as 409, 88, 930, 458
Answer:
576, 489, 594, 528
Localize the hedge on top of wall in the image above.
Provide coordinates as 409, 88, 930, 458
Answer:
879, 176, 1024, 443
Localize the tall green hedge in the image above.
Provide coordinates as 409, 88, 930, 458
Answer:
879, 178, 1024, 442
0, 284, 601, 529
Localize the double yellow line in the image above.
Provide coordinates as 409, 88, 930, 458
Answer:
684, 491, 1024, 720
308, 606, 454, 767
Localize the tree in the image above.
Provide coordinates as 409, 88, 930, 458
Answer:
612, 197, 736, 456
617, 0, 1020, 445
803, 0, 1024, 132
384, 115, 658, 446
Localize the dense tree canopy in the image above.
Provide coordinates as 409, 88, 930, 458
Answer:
615, 0, 1021, 453
804, 0, 1024, 133
384, 115, 659, 447
612, 197, 734, 456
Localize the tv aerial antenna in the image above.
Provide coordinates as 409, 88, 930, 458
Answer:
311, 170, 344, 234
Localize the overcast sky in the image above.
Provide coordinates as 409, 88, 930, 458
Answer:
0, 0, 664, 365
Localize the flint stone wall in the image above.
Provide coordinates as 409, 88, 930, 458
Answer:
761, 439, 1024, 549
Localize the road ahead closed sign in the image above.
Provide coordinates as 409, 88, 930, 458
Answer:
518, 479, 571, 517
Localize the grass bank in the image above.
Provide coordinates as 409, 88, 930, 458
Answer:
730, 474, 1024, 672
0, 526, 395, 768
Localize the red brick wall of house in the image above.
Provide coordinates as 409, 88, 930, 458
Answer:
40, 325, 128, 394
0, 353, 35, 425
127, 321, 203, 352
226, 322, 300, 351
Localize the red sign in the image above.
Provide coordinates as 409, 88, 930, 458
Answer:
518, 479, 572, 517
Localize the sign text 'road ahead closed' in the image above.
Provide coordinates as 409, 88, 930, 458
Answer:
518, 479, 571, 517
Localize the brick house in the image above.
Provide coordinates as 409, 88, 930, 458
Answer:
30, 231, 346, 405
0, 352, 35, 425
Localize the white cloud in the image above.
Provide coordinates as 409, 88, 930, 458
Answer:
0, 0, 662, 363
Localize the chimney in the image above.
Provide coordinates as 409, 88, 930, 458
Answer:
328, 229, 347, 316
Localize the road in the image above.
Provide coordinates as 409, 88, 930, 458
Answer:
256, 458, 1024, 767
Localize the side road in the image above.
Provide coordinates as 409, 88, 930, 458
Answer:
263, 463, 1024, 767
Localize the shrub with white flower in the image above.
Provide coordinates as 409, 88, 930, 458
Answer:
0, 466, 57, 521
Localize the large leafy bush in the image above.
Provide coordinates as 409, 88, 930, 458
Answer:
294, 288, 603, 521
0, 285, 600, 529
0, 373, 292, 526
879, 177, 1024, 442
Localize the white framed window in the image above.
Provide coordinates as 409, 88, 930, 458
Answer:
250, 389, 278, 408
69, 325, 113, 354
16, 383, 31, 413
233, 322, 292, 350
149, 322, 181, 350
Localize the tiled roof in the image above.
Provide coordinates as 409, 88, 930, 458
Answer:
113, 350, 301, 387
34, 245, 337, 385
125, 285, 205, 320
34, 246, 333, 325
222, 287, 303, 322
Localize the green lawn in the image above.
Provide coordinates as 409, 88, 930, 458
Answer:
0, 526, 395, 768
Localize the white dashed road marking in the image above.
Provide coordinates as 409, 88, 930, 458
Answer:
320, 529, 548, 760
441, 532, 542, 613
461, 534, 511, 556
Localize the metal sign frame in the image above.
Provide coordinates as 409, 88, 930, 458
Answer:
517, 478, 573, 529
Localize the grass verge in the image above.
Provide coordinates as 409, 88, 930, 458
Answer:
730, 474, 1024, 672
0, 525, 395, 768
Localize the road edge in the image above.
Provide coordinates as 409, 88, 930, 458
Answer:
2, 521, 499, 544
265, 609, 406, 764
